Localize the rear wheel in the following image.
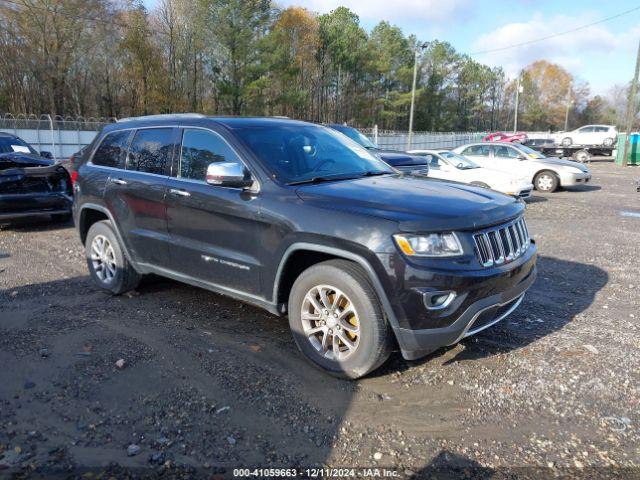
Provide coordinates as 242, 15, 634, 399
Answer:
85, 220, 140, 294
534, 170, 559, 193
573, 149, 590, 163
603, 137, 614, 147
561, 137, 572, 147
288, 259, 392, 379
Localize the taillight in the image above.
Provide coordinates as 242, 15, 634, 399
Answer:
70, 171, 79, 185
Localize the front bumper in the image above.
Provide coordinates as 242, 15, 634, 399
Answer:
393, 261, 536, 360
560, 171, 591, 186
0, 193, 73, 220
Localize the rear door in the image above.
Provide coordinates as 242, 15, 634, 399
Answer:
165, 127, 263, 295
104, 127, 178, 268
460, 144, 491, 168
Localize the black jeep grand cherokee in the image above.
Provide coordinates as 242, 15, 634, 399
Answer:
73, 115, 536, 378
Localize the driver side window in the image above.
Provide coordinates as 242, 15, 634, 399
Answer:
179, 129, 241, 181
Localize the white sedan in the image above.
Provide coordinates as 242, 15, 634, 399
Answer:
407, 149, 533, 199
452, 142, 591, 192
554, 125, 617, 147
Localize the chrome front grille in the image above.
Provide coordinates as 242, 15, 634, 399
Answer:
473, 217, 530, 267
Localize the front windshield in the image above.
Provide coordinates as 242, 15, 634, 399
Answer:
0, 136, 37, 155
330, 125, 379, 150
517, 144, 546, 159
233, 124, 393, 184
439, 151, 479, 169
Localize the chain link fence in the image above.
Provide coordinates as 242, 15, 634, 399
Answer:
0, 114, 113, 160
360, 128, 486, 151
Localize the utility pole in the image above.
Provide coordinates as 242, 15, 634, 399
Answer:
513, 72, 522, 133
407, 42, 429, 150
564, 86, 572, 131
621, 39, 640, 167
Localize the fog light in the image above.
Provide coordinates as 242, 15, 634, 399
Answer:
422, 290, 456, 310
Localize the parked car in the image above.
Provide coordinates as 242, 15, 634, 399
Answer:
452, 142, 592, 193
0, 132, 72, 222
74, 115, 537, 378
483, 131, 528, 144
327, 124, 429, 174
554, 125, 617, 147
407, 149, 533, 199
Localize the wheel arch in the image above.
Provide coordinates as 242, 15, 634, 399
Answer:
78, 203, 135, 263
272, 243, 400, 330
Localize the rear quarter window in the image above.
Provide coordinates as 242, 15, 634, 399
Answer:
91, 130, 132, 168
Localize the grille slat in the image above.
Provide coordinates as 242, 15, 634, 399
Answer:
473, 217, 530, 268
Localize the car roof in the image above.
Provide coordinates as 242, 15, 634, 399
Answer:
0, 132, 19, 138
105, 114, 316, 133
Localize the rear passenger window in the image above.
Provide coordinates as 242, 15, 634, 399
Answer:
464, 145, 489, 156
91, 130, 132, 168
179, 129, 242, 181
127, 128, 174, 175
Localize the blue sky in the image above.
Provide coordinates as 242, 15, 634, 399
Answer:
144, 0, 639, 96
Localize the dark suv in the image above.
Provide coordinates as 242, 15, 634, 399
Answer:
73, 115, 537, 378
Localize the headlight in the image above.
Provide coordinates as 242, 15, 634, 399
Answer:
393, 233, 463, 257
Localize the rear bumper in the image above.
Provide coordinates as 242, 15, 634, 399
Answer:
0, 193, 72, 220
392, 259, 537, 360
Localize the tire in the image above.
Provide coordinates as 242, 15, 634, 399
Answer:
572, 150, 590, 163
287, 259, 393, 379
561, 137, 572, 147
470, 181, 491, 189
85, 220, 141, 294
603, 137, 614, 147
534, 170, 559, 193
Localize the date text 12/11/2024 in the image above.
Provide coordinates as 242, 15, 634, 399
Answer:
233, 468, 401, 478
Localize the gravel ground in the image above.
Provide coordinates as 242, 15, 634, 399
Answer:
1, 161, 639, 479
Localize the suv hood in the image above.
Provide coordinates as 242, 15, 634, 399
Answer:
375, 150, 429, 167
296, 174, 524, 231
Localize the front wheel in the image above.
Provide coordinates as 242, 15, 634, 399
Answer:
534, 171, 559, 193
85, 220, 141, 294
561, 137, 572, 147
288, 259, 392, 379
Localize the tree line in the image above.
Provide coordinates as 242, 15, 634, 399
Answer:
0, 0, 632, 132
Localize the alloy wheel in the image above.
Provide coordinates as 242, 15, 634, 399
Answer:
90, 234, 117, 283
300, 285, 360, 361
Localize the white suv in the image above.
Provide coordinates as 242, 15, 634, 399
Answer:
555, 125, 617, 147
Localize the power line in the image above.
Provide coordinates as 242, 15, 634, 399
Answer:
470, 5, 640, 55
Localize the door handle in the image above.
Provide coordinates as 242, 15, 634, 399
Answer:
169, 188, 191, 197
110, 178, 127, 185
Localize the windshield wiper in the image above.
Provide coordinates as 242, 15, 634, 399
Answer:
287, 174, 360, 186
287, 170, 390, 186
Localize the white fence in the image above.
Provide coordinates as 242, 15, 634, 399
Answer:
0, 114, 112, 160
361, 128, 486, 150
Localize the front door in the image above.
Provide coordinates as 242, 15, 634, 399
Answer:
165, 127, 264, 296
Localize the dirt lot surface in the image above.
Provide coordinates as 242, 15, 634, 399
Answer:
1, 161, 639, 479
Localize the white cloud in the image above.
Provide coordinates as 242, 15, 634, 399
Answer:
470, 12, 630, 80
276, 0, 472, 25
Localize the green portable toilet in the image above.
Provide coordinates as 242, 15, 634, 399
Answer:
616, 133, 640, 165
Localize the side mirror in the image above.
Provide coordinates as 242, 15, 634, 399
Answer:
205, 161, 253, 189
40, 151, 53, 159
518, 155, 527, 161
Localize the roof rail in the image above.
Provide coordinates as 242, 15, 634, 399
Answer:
116, 113, 207, 123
